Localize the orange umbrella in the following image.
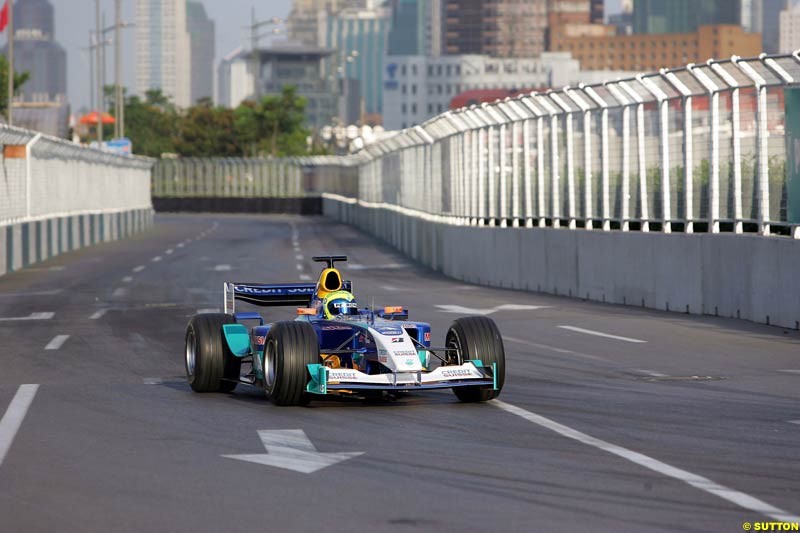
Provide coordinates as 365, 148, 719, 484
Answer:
79, 111, 116, 125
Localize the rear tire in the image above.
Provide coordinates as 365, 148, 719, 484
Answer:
185, 314, 241, 393
445, 316, 505, 402
263, 321, 318, 406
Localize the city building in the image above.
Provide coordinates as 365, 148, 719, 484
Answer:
3, 0, 66, 103
779, 1, 800, 53
442, 0, 548, 58
590, 0, 604, 23
218, 46, 338, 129
321, 4, 390, 123
609, 0, 634, 35
187, 1, 215, 104
136, 0, 192, 108
387, 0, 442, 56
382, 52, 635, 129
551, 24, 761, 71
755, 0, 788, 53
632, 0, 741, 34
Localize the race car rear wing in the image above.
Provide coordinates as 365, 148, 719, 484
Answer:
223, 281, 352, 313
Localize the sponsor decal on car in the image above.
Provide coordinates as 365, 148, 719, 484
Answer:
393, 349, 417, 357
375, 326, 403, 336
441, 368, 474, 378
254, 336, 266, 345
321, 325, 351, 331
331, 371, 359, 381
405, 358, 415, 366
391, 337, 403, 343
424, 331, 431, 342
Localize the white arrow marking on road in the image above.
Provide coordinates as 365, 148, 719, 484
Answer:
222, 430, 364, 474
0, 312, 55, 322
435, 304, 549, 315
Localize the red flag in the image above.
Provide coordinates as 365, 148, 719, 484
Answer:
0, 2, 8, 33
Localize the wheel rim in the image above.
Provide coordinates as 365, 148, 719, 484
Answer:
264, 339, 278, 392
446, 331, 464, 366
185, 329, 196, 377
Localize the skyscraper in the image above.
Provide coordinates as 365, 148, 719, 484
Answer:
6, 0, 66, 103
632, 0, 741, 34
136, 0, 191, 108
187, 1, 215, 103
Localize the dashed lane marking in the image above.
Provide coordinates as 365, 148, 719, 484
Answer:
165, 249, 174, 255
504, 336, 610, 363
0, 384, 39, 468
296, 264, 303, 271
143, 378, 163, 385
112, 288, 128, 298
788, 420, 800, 426
151, 256, 162, 263
132, 265, 146, 273
0, 290, 61, 298
122, 276, 133, 283
295, 254, 304, 261
493, 400, 800, 523
196, 308, 221, 314
45, 335, 70, 350
214, 265, 232, 272
778, 370, 800, 375
636, 369, 668, 378
558, 325, 647, 344
89, 309, 109, 320
436, 304, 549, 315
0, 312, 55, 322
177, 243, 185, 248
299, 274, 312, 281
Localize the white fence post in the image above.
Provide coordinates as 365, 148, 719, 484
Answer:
639, 75, 671, 233
665, 70, 694, 233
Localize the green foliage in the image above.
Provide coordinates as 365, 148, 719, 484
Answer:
119, 85, 318, 158
0, 55, 30, 116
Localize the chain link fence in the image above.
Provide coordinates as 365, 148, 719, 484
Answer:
303, 52, 800, 238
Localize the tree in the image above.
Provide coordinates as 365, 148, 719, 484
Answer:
123, 89, 179, 157
174, 98, 239, 157
0, 55, 30, 117
233, 86, 310, 157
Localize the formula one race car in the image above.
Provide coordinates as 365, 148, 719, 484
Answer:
184, 256, 505, 406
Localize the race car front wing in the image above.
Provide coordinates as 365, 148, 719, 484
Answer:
306, 361, 498, 394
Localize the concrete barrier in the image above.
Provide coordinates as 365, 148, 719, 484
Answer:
0, 208, 153, 277
152, 196, 321, 215
324, 197, 800, 330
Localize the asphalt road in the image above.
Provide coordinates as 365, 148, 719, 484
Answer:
0, 213, 799, 533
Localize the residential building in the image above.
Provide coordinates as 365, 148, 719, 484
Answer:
442, 0, 548, 58
632, 0, 741, 34
136, 0, 192, 108
551, 24, 761, 71
3, 0, 66, 103
187, 1, 215, 104
382, 52, 635, 129
779, 2, 800, 53
218, 46, 338, 129
322, 4, 390, 122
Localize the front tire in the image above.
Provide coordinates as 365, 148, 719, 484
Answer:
263, 321, 318, 406
185, 313, 241, 393
445, 316, 505, 402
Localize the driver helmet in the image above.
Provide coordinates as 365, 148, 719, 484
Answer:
322, 290, 358, 319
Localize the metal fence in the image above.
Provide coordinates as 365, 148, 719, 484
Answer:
0, 124, 153, 227
305, 52, 800, 238
151, 158, 304, 198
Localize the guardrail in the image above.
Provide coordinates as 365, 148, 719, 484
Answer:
305, 52, 800, 239
0, 124, 153, 228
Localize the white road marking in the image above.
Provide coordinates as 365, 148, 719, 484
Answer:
151, 256, 162, 262
112, 288, 128, 298
637, 369, 668, 378
293, 245, 301, 252
0, 290, 62, 298
23, 266, 65, 272
143, 377, 163, 385
493, 400, 800, 523
132, 265, 146, 273
89, 309, 109, 320
348, 263, 407, 271
435, 304, 549, 315
196, 308, 221, 314
165, 249, 174, 255
778, 370, 800, 375
504, 336, 610, 362
558, 325, 647, 344
214, 264, 232, 272
299, 274, 312, 281
788, 420, 800, 426
45, 335, 70, 350
0, 312, 55, 322
122, 276, 133, 283
295, 254, 304, 261
177, 243, 185, 248
0, 384, 39, 467
296, 264, 303, 271
222, 429, 363, 474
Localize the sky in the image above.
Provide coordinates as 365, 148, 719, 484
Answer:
3, 0, 622, 113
